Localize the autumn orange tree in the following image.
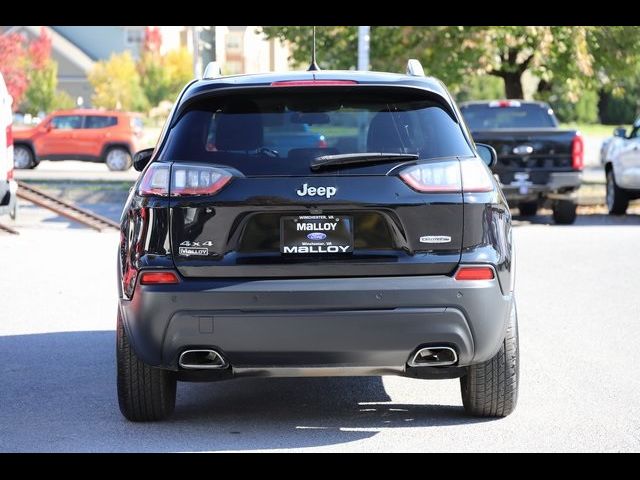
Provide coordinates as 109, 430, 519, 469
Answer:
22, 28, 58, 115
0, 28, 71, 114
0, 33, 29, 110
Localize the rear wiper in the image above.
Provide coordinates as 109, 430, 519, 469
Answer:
310, 153, 418, 171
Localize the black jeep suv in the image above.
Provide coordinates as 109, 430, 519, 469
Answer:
117, 61, 519, 421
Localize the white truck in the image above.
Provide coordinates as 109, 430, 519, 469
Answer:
602, 119, 640, 214
0, 72, 18, 220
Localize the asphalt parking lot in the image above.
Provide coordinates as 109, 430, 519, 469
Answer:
1, 184, 639, 452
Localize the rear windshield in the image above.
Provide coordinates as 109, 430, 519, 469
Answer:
161, 88, 474, 175
460, 103, 557, 130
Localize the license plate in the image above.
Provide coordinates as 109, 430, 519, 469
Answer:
280, 215, 353, 254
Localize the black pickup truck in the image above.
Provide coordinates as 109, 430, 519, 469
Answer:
459, 100, 583, 224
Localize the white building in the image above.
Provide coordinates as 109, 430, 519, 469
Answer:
157, 26, 290, 76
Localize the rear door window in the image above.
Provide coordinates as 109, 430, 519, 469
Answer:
163, 87, 473, 176
460, 104, 557, 129
51, 115, 82, 130
84, 115, 118, 129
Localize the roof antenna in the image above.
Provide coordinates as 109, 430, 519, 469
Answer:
307, 26, 320, 71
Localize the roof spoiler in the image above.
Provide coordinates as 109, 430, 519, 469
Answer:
406, 59, 425, 77
203, 61, 222, 79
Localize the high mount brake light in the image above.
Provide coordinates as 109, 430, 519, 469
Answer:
455, 266, 495, 280
138, 163, 232, 197
399, 158, 493, 193
489, 100, 521, 108
270, 80, 358, 87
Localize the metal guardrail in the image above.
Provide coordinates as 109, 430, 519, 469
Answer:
16, 181, 120, 232
0, 221, 19, 234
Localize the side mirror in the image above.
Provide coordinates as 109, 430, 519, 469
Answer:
133, 148, 154, 172
614, 127, 627, 138
476, 143, 497, 168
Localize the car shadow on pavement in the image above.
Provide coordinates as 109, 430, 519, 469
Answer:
0, 331, 491, 452
513, 213, 640, 227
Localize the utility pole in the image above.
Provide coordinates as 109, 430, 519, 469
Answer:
191, 26, 201, 78
357, 26, 370, 71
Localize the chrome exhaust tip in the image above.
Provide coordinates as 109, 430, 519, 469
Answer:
408, 346, 458, 367
179, 349, 228, 369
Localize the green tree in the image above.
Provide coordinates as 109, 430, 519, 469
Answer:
454, 75, 505, 103
164, 48, 193, 99
261, 26, 421, 71
23, 61, 57, 115
263, 26, 640, 105
89, 51, 148, 111
138, 51, 171, 107
51, 90, 76, 110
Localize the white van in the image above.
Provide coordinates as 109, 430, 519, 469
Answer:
0, 72, 17, 220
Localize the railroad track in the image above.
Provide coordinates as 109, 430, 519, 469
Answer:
16, 181, 120, 232
0, 221, 19, 235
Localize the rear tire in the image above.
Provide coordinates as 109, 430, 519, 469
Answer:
552, 200, 577, 225
606, 169, 629, 215
461, 299, 519, 417
9, 199, 17, 220
517, 201, 538, 216
14, 145, 36, 169
116, 311, 176, 421
105, 147, 133, 171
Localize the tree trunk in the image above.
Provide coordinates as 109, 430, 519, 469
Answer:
537, 79, 553, 95
503, 72, 524, 99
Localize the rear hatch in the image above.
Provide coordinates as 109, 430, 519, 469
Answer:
158, 85, 476, 278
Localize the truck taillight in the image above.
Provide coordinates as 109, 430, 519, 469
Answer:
138, 163, 232, 197
571, 133, 584, 170
399, 158, 493, 193
6, 125, 13, 181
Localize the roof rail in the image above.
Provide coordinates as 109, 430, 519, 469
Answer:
203, 61, 222, 79
406, 59, 425, 77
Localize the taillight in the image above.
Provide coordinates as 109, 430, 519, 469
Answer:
171, 164, 232, 196
138, 163, 233, 197
139, 271, 180, 285
400, 161, 461, 192
455, 266, 495, 280
6, 125, 12, 146
138, 163, 170, 196
317, 136, 328, 148
571, 133, 584, 170
399, 158, 493, 193
460, 159, 494, 192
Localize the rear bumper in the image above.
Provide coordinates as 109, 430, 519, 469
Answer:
500, 171, 582, 202
119, 273, 513, 377
0, 180, 17, 211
